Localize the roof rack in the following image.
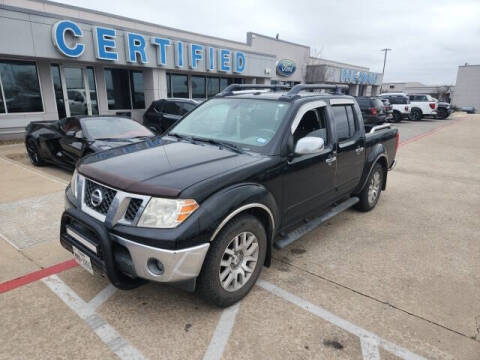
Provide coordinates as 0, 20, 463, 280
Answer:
217, 84, 291, 96
280, 84, 350, 100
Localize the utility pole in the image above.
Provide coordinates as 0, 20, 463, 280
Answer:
380, 48, 391, 93
381, 48, 392, 76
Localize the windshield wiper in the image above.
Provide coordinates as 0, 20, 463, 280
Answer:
168, 133, 196, 143
94, 137, 135, 142
191, 137, 244, 154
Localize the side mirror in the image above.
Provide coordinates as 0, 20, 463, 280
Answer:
294, 137, 324, 155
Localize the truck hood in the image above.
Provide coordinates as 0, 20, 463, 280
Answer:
78, 137, 260, 197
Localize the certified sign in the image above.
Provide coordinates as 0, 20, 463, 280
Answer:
276, 59, 296, 77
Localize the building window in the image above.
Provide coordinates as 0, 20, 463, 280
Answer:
105, 68, 145, 110
130, 71, 145, 109
50, 65, 66, 118
0, 60, 43, 113
220, 78, 229, 91
166, 73, 244, 99
170, 74, 188, 98
191, 76, 206, 99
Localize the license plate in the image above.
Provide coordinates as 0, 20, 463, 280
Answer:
73, 246, 94, 275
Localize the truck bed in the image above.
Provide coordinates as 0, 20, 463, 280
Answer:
365, 123, 398, 168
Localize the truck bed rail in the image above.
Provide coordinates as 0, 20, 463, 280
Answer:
368, 123, 392, 134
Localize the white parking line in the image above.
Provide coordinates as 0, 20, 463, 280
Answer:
42, 275, 146, 360
361, 338, 381, 360
257, 279, 426, 360
88, 284, 117, 311
203, 302, 240, 360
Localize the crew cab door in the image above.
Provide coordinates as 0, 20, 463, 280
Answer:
330, 102, 365, 197
283, 103, 336, 225
58, 117, 86, 164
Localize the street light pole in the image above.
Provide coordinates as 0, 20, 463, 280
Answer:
380, 48, 391, 92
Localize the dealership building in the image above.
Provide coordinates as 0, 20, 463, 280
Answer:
0, 0, 382, 138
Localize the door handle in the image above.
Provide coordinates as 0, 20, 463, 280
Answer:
325, 156, 336, 165
355, 147, 364, 154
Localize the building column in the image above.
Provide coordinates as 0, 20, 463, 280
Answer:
94, 66, 109, 116
37, 61, 58, 120
144, 68, 167, 103
349, 84, 359, 96
365, 85, 372, 96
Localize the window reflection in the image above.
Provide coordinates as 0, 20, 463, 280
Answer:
171, 74, 188, 98
51, 65, 66, 118
191, 76, 206, 99
0, 60, 43, 113
130, 71, 145, 109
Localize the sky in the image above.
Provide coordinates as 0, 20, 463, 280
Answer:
54, 0, 480, 85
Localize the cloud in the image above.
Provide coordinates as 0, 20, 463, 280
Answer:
54, 0, 480, 84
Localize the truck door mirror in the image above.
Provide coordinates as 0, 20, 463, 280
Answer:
294, 137, 324, 155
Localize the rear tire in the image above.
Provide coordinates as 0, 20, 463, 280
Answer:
355, 163, 384, 212
26, 138, 44, 166
197, 214, 267, 307
392, 111, 402, 123
436, 109, 449, 120
409, 108, 422, 121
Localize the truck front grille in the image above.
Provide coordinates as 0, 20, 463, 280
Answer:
125, 198, 143, 221
84, 179, 117, 215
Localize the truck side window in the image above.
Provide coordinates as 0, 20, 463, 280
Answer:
332, 105, 353, 141
293, 108, 327, 144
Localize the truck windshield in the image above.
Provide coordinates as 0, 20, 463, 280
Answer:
170, 98, 290, 149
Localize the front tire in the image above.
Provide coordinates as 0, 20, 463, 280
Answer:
355, 163, 384, 212
197, 214, 267, 307
26, 138, 44, 166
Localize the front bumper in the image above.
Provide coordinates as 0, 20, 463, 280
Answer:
61, 191, 209, 288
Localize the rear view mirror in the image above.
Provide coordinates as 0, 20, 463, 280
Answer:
294, 137, 324, 155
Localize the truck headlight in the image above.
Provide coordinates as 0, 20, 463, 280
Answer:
137, 198, 199, 228
70, 169, 78, 198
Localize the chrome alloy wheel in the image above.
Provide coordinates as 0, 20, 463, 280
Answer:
219, 231, 259, 292
368, 169, 382, 205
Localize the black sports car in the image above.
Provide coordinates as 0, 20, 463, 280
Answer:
25, 116, 154, 170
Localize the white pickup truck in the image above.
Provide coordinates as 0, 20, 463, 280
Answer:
380, 93, 410, 123
407, 94, 438, 121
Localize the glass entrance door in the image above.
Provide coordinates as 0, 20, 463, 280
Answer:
64, 67, 88, 116
51, 65, 98, 118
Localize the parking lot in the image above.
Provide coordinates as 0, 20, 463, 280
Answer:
0, 113, 479, 360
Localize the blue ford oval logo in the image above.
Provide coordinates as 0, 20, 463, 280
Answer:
276, 59, 296, 77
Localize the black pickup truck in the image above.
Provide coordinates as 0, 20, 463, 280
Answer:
61, 84, 398, 307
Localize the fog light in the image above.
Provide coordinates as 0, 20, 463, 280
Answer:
147, 258, 164, 276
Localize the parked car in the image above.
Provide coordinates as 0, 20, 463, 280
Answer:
61, 84, 398, 307
380, 98, 393, 120
459, 106, 475, 114
434, 99, 453, 119
407, 94, 437, 121
143, 98, 199, 134
380, 93, 410, 122
355, 96, 388, 124
25, 116, 154, 170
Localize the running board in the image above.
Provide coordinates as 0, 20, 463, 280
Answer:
274, 197, 359, 249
